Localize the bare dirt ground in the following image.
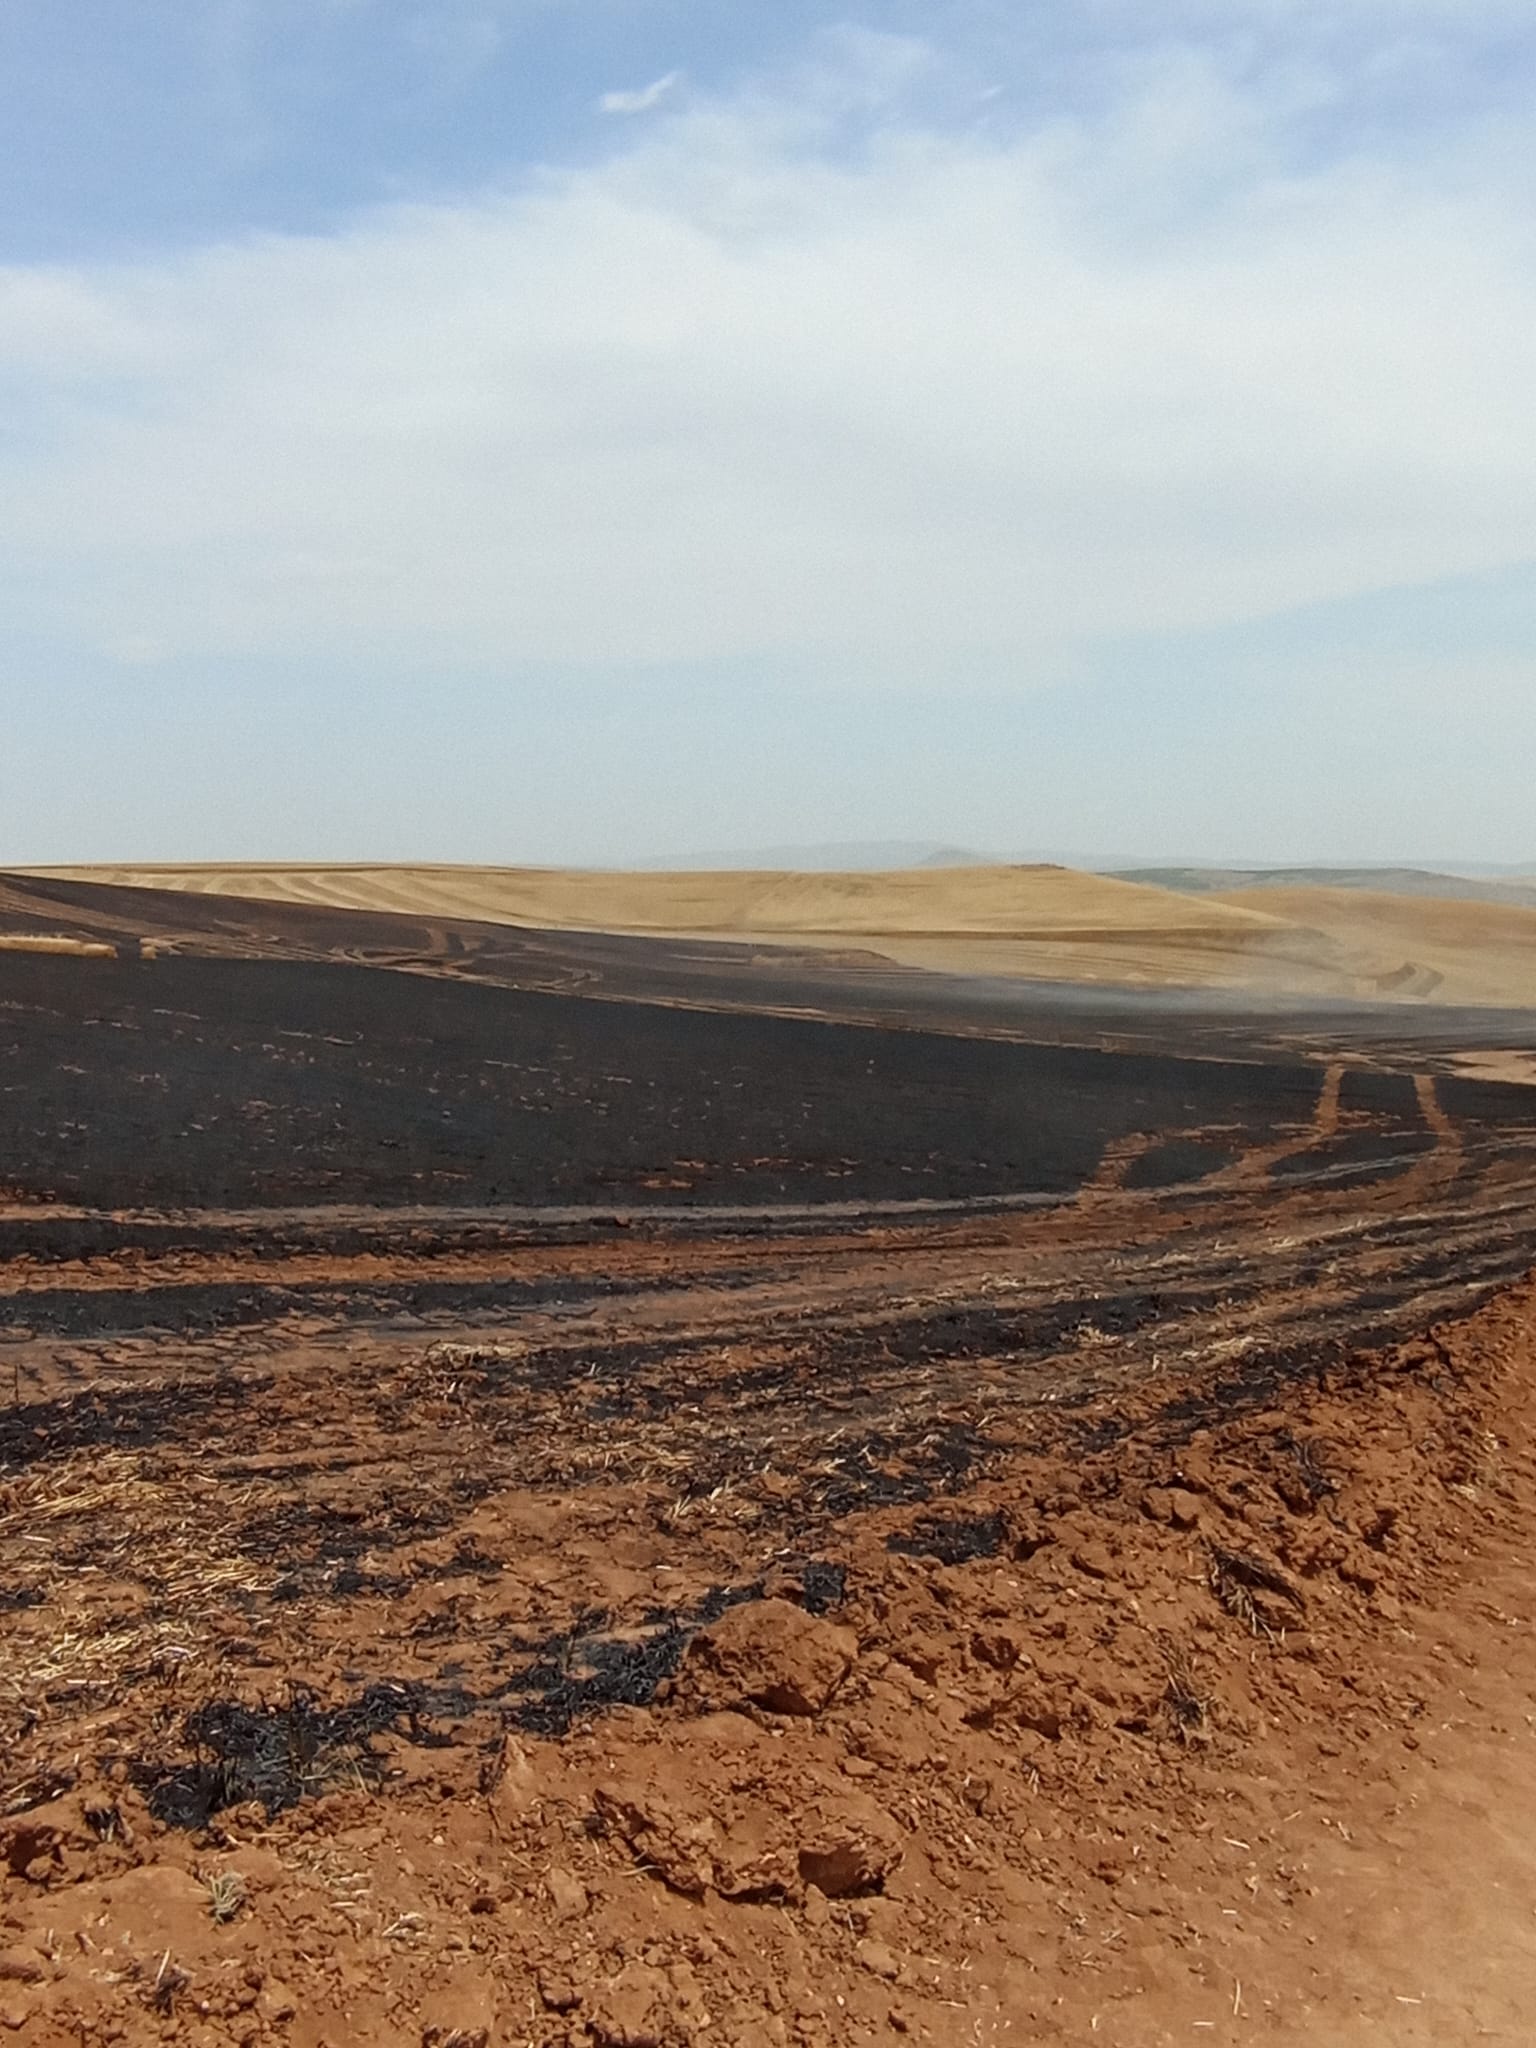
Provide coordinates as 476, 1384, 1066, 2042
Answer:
3, 876, 1536, 2045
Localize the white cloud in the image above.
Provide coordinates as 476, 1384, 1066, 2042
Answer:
1, 31, 1534, 687
599, 70, 681, 116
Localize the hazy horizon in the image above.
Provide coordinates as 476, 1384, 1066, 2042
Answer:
18, 842, 1535, 881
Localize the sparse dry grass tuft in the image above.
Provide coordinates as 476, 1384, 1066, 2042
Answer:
0, 1448, 274, 1739
203, 1870, 247, 1922
0, 1448, 161, 1534
1161, 1643, 1213, 1745
1207, 1543, 1305, 1637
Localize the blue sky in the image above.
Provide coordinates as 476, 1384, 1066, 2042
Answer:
3, 0, 1535, 864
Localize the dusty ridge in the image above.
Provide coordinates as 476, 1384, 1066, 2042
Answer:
1216, 886, 1536, 1009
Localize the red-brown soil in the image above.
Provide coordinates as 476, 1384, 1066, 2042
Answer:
4, 1195, 1536, 2045
3, 877, 1536, 2045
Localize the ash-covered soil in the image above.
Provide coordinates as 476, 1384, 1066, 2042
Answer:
4, 886, 1536, 2043
0, 948, 1320, 1210
3, 945, 1534, 1219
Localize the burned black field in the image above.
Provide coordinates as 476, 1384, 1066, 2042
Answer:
3, 916, 1536, 1367
3, 948, 1531, 1215
0, 921, 1533, 1555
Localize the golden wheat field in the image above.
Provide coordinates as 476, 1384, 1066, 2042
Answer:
20, 861, 1536, 1004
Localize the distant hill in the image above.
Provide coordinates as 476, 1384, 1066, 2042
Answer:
636, 846, 1536, 887
639, 840, 1193, 871
1114, 866, 1536, 910
18, 859, 1280, 941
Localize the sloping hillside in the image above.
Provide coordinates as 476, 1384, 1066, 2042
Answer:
20, 862, 1283, 940
1215, 887, 1536, 1007
16, 863, 1536, 1005
1119, 866, 1536, 910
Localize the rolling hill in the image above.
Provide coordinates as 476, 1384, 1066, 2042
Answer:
14, 861, 1536, 1006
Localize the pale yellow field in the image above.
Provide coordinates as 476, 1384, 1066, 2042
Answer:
23, 861, 1279, 938
0, 932, 115, 957
1215, 887, 1536, 1008
19, 863, 1536, 1005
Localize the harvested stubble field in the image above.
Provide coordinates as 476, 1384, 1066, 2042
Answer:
21, 857, 1536, 1004
2, 874, 1536, 2046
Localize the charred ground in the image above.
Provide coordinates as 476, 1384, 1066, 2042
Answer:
7, 947, 1531, 1215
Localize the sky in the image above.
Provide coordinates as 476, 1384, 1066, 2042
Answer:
3, 0, 1535, 866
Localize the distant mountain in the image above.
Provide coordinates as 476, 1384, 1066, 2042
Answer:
632, 841, 999, 871
637, 841, 1164, 872
1112, 866, 1536, 909
632, 844, 1536, 890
